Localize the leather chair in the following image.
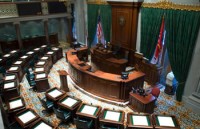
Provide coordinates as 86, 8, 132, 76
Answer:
151, 87, 160, 99
100, 124, 120, 129
38, 96, 54, 115
74, 117, 93, 129
53, 107, 71, 126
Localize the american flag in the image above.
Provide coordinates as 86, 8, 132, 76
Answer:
97, 15, 103, 43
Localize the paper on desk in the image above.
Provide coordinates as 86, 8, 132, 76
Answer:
27, 51, 34, 54
81, 105, 97, 115
104, 111, 120, 121
14, 61, 22, 64
41, 57, 48, 60
9, 99, 23, 109
157, 116, 175, 127
3, 54, 10, 57
48, 89, 62, 98
5, 75, 15, 80
18, 111, 36, 124
4, 82, 15, 89
9, 67, 18, 71
132, 116, 148, 126
47, 52, 53, 54
35, 68, 44, 72
21, 56, 28, 59
34, 122, 52, 129
10, 50, 17, 53
62, 97, 78, 107
36, 73, 46, 79
37, 61, 45, 65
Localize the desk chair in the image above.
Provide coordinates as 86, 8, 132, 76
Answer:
53, 107, 72, 127
74, 117, 93, 129
38, 96, 54, 115
7, 121, 23, 129
100, 124, 120, 129
0, 66, 6, 76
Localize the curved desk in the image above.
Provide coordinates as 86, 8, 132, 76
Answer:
66, 48, 145, 102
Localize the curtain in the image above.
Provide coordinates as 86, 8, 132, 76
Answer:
87, 4, 111, 47
165, 10, 200, 101
140, 8, 164, 59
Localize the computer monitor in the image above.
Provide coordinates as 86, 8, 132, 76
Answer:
121, 72, 129, 80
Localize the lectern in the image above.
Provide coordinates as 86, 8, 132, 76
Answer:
57, 70, 69, 92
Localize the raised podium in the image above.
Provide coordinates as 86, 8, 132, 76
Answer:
129, 92, 156, 113
57, 70, 69, 92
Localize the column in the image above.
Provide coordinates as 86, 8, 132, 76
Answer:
14, 22, 23, 49
43, 19, 50, 45
66, 0, 73, 46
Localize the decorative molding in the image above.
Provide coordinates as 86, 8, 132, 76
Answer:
87, 0, 108, 5
142, 0, 200, 11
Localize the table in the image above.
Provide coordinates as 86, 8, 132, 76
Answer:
35, 60, 48, 73
45, 87, 66, 102
76, 103, 102, 129
7, 66, 23, 82
57, 95, 82, 118
129, 92, 156, 113
46, 51, 57, 64
52, 47, 63, 60
15, 108, 40, 128
152, 114, 180, 129
40, 55, 53, 72
29, 118, 55, 129
127, 112, 153, 129
35, 73, 50, 92
99, 108, 125, 129
4, 73, 19, 86
3, 80, 20, 102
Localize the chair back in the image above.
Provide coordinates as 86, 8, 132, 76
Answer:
74, 118, 92, 129
53, 107, 65, 120
100, 124, 119, 129
151, 87, 160, 98
38, 96, 48, 109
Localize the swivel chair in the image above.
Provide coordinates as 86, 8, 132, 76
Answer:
74, 117, 93, 129
38, 96, 54, 115
53, 107, 72, 127
100, 124, 120, 129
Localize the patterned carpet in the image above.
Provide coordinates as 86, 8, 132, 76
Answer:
19, 56, 200, 129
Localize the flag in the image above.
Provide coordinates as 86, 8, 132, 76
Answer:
151, 16, 165, 64
91, 11, 105, 47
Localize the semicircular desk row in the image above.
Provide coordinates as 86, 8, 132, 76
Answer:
66, 48, 145, 103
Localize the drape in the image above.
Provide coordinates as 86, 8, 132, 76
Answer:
140, 7, 164, 59
165, 10, 200, 101
87, 4, 111, 47
140, 7, 200, 101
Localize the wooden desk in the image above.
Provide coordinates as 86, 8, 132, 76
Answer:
7, 66, 23, 82
7, 96, 26, 114
152, 114, 180, 129
57, 70, 69, 92
52, 47, 63, 60
35, 60, 48, 73
45, 87, 66, 102
127, 113, 153, 129
3, 80, 20, 102
99, 108, 125, 129
15, 108, 40, 128
4, 73, 19, 86
129, 92, 156, 114
46, 51, 57, 64
35, 73, 50, 92
13, 60, 26, 72
76, 47, 88, 61
66, 49, 145, 102
57, 95, 82, 118
34, 67, 45, 74
40, 55, 53, 71
29, 118, 55, 129
91, 48, 128, 74
76, 103, 102, 129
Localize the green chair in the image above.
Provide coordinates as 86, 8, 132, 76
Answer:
38, 96, 54, 115
100, 124, 120, 129
74, 117, 93, 129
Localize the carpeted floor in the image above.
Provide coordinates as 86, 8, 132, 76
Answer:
19, 54, 200, 129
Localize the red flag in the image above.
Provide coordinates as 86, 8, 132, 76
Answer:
151, 17, 165, 64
